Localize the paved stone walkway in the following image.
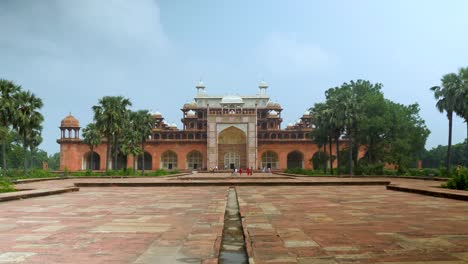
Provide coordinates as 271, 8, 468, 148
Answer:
0, 186, 227, 263
1, 173, 468, 263
238, 186, 468, 264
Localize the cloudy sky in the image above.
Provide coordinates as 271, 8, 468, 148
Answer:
1, 0, 467, 154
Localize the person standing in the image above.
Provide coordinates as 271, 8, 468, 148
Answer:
246, 167, 250, 176
239, 168, 243, 176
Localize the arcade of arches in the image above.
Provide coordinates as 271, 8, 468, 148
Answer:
58, 85, 355, 171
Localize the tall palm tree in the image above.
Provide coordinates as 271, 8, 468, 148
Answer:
14, 90, 44, 175
27, 128, 42, 170
0, 79, 20, 172
431, 73, 461, 171
455, 67, 468, 166
310, 103, 331, 173
132, 110, 154, 175
82, 123, 102, 171
325, 87, 346, 175
92, 96, 131, 173
120, 122, 141, 174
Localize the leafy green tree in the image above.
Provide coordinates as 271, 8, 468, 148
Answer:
82, 123, 101, 170
92, 96, 132, 173
0, 79, 20, 172
13, 90, 44, 175
383, 102, 430, 172
47, 152, 60, 170
431, 73, 461, 171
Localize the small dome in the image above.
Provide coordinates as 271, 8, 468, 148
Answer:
296, 119, 301, 124
196, 81, 205, 89
187, 110, 196, 117
288, 122, 294, 127
259, 81, 268, 89
267, 101, 281, 108
152, 111, 162, 117
170, 123, 177, 127
183, 101, 198, 109
61, 114, 80, 127
303, 111, 310, 116
269, 110, 278, 116
221, 95, 243, 104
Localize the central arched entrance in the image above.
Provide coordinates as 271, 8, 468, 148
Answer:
218, 126, 246, 170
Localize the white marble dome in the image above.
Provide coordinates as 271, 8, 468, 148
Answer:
269, 110, 278, 116
187, 110, 196, 117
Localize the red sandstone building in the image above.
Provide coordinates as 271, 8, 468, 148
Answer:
58, 82, 333, 171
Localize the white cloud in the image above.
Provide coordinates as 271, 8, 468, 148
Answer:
0, 0, 172, 154
258, 32, 336, 75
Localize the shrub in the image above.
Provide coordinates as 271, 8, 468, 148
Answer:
442, 168, 468, 190
283, 168, 325, 176
146, 169, 178, 176
0, 180, 16, 193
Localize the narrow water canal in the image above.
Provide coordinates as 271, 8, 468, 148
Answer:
219, 188, 248, 264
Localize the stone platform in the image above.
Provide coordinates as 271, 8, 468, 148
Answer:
0, 173, 467, 263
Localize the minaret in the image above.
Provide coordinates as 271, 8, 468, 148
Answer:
196, 80, 206, 95
259, 80, 268, 95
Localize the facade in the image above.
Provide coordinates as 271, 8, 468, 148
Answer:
58, 82, 332, 171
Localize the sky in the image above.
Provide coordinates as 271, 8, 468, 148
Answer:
1, 0, 467, 155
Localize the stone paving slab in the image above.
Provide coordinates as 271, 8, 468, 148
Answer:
237, 186, 468, 264
0, 186, 227, 263
0, 187, 79, 202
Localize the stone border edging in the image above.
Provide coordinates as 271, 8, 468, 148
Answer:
0, 187, 79, 202
74, 181, 391, 187
275, 172, 448, 181
386, 185, 468, 201
12, 173, 191, 184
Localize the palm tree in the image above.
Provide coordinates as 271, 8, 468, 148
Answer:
455, 67, 468, 166
325, 87, 346, 175
82, 123, 102, 171
0, 79, 20, 172
309, 103, 330, 173
120, 123, 141, 174
14, 90, 44, 175
92, 96, 132, 173
27, 127, 42, 170
132, 110, 154, 175
431, 73, 461, 171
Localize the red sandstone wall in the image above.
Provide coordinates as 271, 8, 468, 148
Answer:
60, 140, 366, 172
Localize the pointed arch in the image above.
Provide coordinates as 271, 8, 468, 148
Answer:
137, 152, 152, 170
82, 151, 100, 170
261, 151, 278, 169
186, 150, 203, 170
287, 151, 304, 169
161, 150, 178, 170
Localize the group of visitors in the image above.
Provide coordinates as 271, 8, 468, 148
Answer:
231, 166, 254, 176
209, 166, 218, 173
